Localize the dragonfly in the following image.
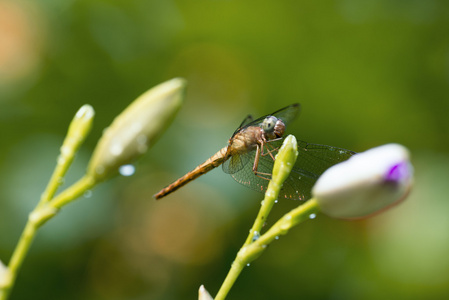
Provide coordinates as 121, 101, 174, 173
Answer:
154, 103, 356, 200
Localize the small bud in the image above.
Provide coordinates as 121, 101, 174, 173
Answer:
0, 259, 10, 288
67, 104, 95, 143
313, 144, 413, 219
272, 135, 298, 186
198, 285, 213, 300
87, 78, 186, 181
40, 105, 95, 203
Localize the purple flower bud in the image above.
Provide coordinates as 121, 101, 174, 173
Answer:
313, 144, 413, 219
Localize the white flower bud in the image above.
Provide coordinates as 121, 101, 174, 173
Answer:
313, 144, 413, 219
198, 285, 213, 300
0, 259, 9, 288
87, 78, 186, 181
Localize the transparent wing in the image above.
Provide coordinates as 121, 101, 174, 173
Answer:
222, 151, 251, 174
280, 140, 356, 200
239, 114, 254, 129
228, 148, 274, 192
230, 104, 301, 138
228, 138, 356, 200
269, 103, 301, 127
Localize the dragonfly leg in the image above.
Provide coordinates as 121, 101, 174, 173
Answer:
254, 172, 272, 181
261, 142, 280, 161
253, 143, 261, 172
252, 143, 273, 181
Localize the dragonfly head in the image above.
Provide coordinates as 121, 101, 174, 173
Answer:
262, 116, 285, 139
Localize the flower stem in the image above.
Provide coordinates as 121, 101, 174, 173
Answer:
214, 199, 320, 300
249, 199, 320, 250
49, 175, 96, 209
0, 175, 96, 300
39, 105, 94, 206
215, 135, 300, 300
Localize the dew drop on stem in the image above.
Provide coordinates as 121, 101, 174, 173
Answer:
84, 190, 92, 198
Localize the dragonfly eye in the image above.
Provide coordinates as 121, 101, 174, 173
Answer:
262, 116, 277, 133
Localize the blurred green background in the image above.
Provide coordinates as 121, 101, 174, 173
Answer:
1, 0, 448, 299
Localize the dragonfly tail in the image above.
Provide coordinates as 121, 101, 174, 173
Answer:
154, 147, 228, 200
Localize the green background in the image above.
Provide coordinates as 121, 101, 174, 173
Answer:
1, 0, 448, 299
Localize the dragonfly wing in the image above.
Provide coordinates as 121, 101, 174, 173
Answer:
222, 151, 251, 174
270, 103, 301, 127
229, 115, 254, 138
229, 139, 356, 200
278, 139, 356, 200
295, 140, 356, 174
228, 149, 275, 193
239, 114, 254, 129
230, 104, 300, 139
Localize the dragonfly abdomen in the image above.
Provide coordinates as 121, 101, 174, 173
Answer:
154, 147, 228, 200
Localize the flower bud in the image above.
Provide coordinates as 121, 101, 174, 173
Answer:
87, 78, 186, 181
0, 259, 9, 288
198, 285, 213, 300
313, 144, 413, 219
66, 104, 95, 147
272, 135, 298, 186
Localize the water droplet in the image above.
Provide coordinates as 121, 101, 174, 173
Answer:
95, 165, 105, 175
265, 190, 275, 198
274, 199, 278, 203
61, 146, 73, 157
261, 200, 265, 206
280, 223, 290, 231
119, 164, 135, 176
275, 236, 279, 240
136, 134, 147, 145
57, 155, 66, 165
262, 244, 267, 248
84, 190, 92, 198
309, 213, 317, 219
252, 231, 260, 242
137, 144, 148, 153
110, 143, 123, 156
130, 122, 143, 134
136, 134, 149, 153
246, 263, 250, 267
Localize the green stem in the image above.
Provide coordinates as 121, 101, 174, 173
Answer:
38, 151, 74, 206
0, 206, 56, 300
214, 199, 320, 300
215, 135, 300, 300
246, 199, 320, 255
214, 259, 245, 300
49, 175, 96, 209
0, 175, 96, 300
215, 184, 284, 300
243, 182, 279, 246
39, 105, 94, 206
